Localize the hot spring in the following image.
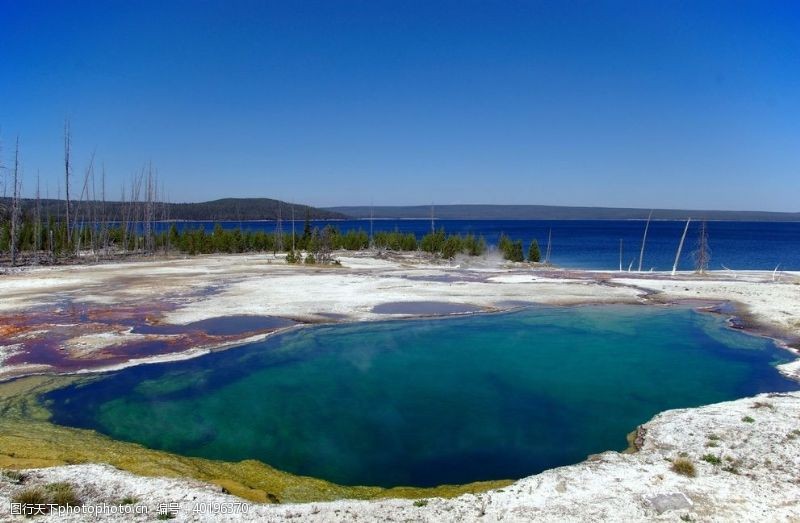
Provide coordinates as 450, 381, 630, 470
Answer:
45, 305, 798, 487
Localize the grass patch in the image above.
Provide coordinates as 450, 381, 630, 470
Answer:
413, 499, 429, 507
741, 416, 755, 423
671, 457, 697, 477
701, 454, 721, 465
12, 486, 49, 517
0, 376, 512, 504
2, 469, 25, 483
11, 482, 80, 516
45, 482, 81, 507
118, 495, 139, 505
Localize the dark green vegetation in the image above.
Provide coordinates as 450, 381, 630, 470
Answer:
499, 234, 524, 262
327, 204, 800, 221
45, 306, 798, 488
498, 233, 541, 262
0, 209, 490, 263
175, 223, 487, 261
528, 239, 541, 262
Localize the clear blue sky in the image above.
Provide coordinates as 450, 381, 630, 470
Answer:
1, 1, 798, 210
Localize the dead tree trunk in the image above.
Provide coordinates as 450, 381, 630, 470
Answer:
274, 204, 284, 253
10, 137, 21, 266
64, 120, 72, 249
35, 172, 42, 264
672, 218, 691, 276
545, 228, 552, 264
693, 221, 711, 274
637, 210, 653, 272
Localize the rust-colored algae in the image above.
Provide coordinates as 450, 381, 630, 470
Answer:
0, 300, 296, 380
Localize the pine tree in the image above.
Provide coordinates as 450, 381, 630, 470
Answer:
301, 210, 312, 250
508, 240, 524, 262
528, 239, 541, 262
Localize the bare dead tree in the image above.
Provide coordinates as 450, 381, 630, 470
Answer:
274, 204, 284, 253
45, 181, 54, 262
120, 184, 128, 253
672, 218, 691, 276
291, 205, 296, 252
144, 163, 154, 254
544, 228, 552, 264
64, 120, 72, 247
34, 171, 42, 263
0, 133, 5, 200
319, 225, 333, 264
73, 151, 96, 256
129, 168, 144, 253
637, 210, 653, 272
369, 203, 374, 250
693, 221, 711, 274
90, 158, 97, 257
10, 137, 21, 266
101, 164, 108, 255
0, 134, 6, 245
161, 180, 170, 255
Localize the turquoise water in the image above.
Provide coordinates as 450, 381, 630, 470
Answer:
46, 306, 798, 487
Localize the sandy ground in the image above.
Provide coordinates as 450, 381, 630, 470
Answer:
1, 252, 800, 521
2, 391, 798, 522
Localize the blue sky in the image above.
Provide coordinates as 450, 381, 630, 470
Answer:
1, 1, 798, 210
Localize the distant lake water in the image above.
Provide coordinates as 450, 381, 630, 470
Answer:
157, 219, 800, 271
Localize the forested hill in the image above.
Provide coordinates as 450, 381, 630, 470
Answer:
325, 204, 800, 221
167, 198, 346, 220
0, 197, 346, 221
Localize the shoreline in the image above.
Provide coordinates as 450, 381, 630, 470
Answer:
7, 297, 799, 386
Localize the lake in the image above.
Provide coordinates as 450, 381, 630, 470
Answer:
156, 219, 800, 271
45, 305, 798, 487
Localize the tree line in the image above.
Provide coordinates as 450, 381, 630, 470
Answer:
1, 123, 174, 265
0, 211, 505, 265
166, 221, 494, 263
0, 124, 547, 267
0, 125, 343, 266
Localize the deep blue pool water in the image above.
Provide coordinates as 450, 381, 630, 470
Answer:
45, 305, 799, 487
